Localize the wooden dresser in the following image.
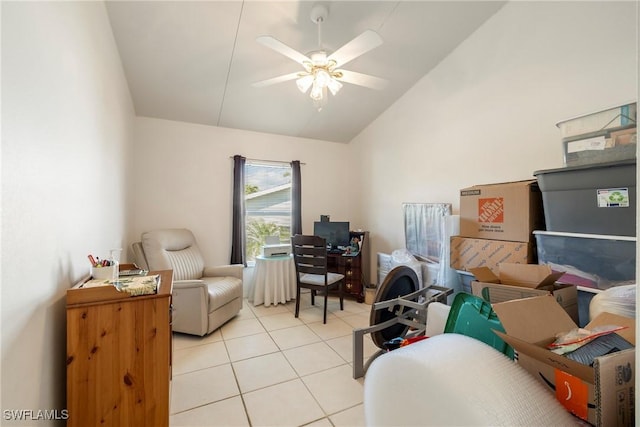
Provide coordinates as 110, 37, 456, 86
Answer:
66, 269, 173, 427
327, 231, 370, 302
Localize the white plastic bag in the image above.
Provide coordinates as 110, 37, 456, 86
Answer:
589, 284, 636, 320
390, 249, 423, 287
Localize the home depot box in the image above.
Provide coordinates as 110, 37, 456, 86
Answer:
460, 180, 544, 242
449, 236, 534, 275
493, 296, 635, 426
470, 263, 578, 323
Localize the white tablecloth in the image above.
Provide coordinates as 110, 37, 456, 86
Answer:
249, 255, 296, 306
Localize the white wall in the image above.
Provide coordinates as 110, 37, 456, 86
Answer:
1, 0, 637, 421
350, 1, 638, 264
1, 1, 134, 420
129, 118, 353, 266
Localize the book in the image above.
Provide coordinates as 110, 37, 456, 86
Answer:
119, 268, 148, 277
82, 274, 160, 296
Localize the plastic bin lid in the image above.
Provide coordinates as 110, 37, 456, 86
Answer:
444, 293, 514, 359
555, 101, 637, 127
533, 158, 636, 176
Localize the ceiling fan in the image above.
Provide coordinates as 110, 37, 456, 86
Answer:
252, 3, 387, 110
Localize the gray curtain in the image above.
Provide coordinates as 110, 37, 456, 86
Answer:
230, 155, 246, 266
291, 160, 302, 236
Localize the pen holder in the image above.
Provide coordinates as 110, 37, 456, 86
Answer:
91, 265, 117, 281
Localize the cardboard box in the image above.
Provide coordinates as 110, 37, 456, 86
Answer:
459, 180, 544, 242
470, 263, 578, 323
493, 296, 635, 426
610, 127, 637, 146
449, 236, 534, 275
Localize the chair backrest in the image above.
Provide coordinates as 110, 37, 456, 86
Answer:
291, 235, 329, 280
141, 229, 205, 280
131, 241, 150, 271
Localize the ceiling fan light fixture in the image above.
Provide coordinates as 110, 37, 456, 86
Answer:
327, 78, 343, 96
310, 81, 324, 101
314, 69, 331, 87
302, 61, 313, 73
253, 2, 386, 111
310, 51, 328, 66
312, 88, 328, 112
296, 74, 314, 93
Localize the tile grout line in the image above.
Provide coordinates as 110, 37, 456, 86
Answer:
246, 300, 350, 426
237, 299, 329, 426
170, 297, 373, 426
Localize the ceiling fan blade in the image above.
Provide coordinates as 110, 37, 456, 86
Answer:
328, 30, 383, 67
336, 70, 388, 90
257, 35, 311, 65
252, 72, 301, 88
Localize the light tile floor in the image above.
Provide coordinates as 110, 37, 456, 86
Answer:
169, 292, 380, 427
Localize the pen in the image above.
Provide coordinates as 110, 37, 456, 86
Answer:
88, 254, 96, 266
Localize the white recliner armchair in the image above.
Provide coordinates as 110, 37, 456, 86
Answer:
132, 228, 243, 336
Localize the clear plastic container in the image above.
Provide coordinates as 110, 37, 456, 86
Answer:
558, 102, 637, 167
556, 102, 636, 139
534, 230, 636, 290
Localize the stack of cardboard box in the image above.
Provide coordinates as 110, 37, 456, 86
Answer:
449, 179, 580, 321
448, 179, 635, 426
450, 179, 544, 274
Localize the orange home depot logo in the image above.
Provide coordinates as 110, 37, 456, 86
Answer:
478, 197, 504, 223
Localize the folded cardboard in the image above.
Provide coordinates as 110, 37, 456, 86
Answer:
459, 180, 544, 242
449, 236, 534, 275
470, 263, 578, 323
492, 296, 635, 426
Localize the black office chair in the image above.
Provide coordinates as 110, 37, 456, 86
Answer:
291, 234, 345, 324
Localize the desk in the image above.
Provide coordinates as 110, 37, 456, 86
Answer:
249, 255, 296, 306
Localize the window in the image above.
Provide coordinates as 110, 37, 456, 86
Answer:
244, 160, 292, 263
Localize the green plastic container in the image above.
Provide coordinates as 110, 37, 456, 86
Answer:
444, 292, 514, 359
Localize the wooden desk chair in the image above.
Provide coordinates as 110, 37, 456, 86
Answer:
291, 234, 345, 324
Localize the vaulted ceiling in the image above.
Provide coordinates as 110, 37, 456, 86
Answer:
106, 1, 506, 143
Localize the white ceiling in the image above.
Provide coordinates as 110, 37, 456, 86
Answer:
105, 1, 506, 143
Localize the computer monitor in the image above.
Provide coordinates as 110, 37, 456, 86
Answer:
313, 221, 350, 248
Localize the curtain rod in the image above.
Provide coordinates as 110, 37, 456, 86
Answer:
230, 156, 305, 165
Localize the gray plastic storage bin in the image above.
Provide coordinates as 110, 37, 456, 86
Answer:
534, 160, 636, 236
534, 230, 636, 290
563, 137, 636, 167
